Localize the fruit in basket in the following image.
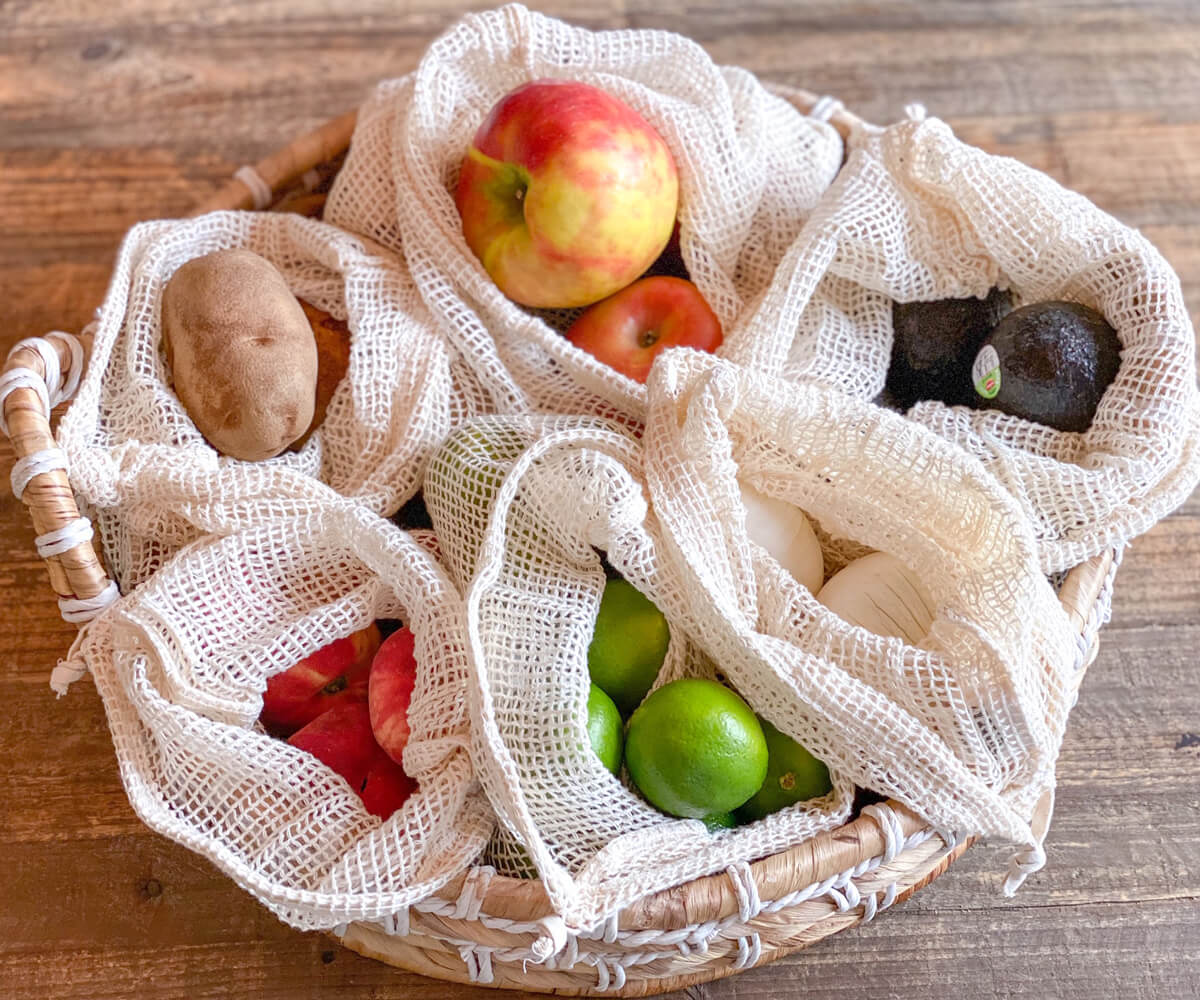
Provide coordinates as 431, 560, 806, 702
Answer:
702, 811, 737, 832
259, 623, 382, 736
817, 551, 935, 644
564, 276, 722, 383
161, 248, 318, 461
735, 719, 832, 823
289, 300, 353, 451
586, 682, 624, 775
971, 300, 1122, 432
886, 287, 1012, 409
424, 420, 532, 582
360, 753, 418, 820
455, 79, 679, 309
738, 481, 824, 593
587, 579, 671, 716
369, 626, 418, 766
288, 701, 414, 820
625, 678, 768, 819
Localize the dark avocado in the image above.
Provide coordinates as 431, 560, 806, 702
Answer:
971, 301, 1121, 433
886, 287, 1012, 408
391, 491, 433, 531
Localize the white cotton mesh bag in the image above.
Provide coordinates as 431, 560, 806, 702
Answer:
766, 109, 1200, 574
57, 209, 492, 591
422, 411, 856, 931
67, 498, 493, 930
324, 3, 845, 425
640, 352, 1081, 867
422, 346, 1084, 929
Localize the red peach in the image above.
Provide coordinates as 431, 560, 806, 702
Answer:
368, 626, 418, 767
259, 624, 381, 737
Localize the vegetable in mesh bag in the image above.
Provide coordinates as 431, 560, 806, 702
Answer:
424, 413, 854, 931
324, 3, 845, 424
58, 210, 491, 590
641, 350, 1085, 893
67, 500, 492, 930
772, 109, 1200, 573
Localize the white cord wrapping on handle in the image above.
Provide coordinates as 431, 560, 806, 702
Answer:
1, 331, 88, 437
12, 337, 61, 401
45, 331, 85, 402
35, 517, 94, 559
58, 579, 119, 624
234, 165, 273, 210
11, 447, 68, 499
808, 94, 845, 123
0, 368, 52, 436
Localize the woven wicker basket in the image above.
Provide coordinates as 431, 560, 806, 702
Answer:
2, 88, 1119, 997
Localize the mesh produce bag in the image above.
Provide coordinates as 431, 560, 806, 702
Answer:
66, 498, 493, 930
773, 109, 1200, 573
424, 348, 1079, 929
324, 3, 846, 424
423, 410, 855, 930
58, 209, 491, 590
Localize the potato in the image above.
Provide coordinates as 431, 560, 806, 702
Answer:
162, 248, 318, 461
290, 299, 352, 452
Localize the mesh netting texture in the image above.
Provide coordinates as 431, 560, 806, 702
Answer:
423, 350, 1079, 928
69, 500, 493, 930
776, 109, 1200, 574
324, 3, 846, 426
57, 210, 494, 590
44, 1, 1200, 945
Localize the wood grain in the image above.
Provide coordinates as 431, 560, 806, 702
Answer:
1, 2, 1197, 999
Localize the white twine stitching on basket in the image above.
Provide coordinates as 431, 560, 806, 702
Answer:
725, 861, 762, 921
458, 943, 495, 985
1, 331, 87, 436
11, 448, 68, 500
808, 94, 844, 122
36, 517, 93, 559
234, 165, 273, 210
0, 368, 52, 437
452, 865, 496, 921
58, 580, 119, 625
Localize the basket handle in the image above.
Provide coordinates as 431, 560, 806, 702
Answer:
2, 331, 119, 642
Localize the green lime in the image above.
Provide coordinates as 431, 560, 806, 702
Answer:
624, 678, 768, 819
586, 682, 624, 775
735, 718, 832, 823
702, 811, 737, 832
588, 579, 670, 716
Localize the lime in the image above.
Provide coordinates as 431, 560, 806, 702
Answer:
586, 682, 624, 775
588, 579, 670, 716
735, 718, 832, 823
702, 811, 737, 832
624, 678, 768, 819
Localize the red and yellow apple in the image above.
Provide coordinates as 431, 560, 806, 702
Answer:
455, 79, 679, 309
259, 624, 381, 736
368, 625, 418, 766
564, 275, 723, 383
288, 700, 416, 820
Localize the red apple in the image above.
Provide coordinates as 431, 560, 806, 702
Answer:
259, 623, 381, 736
288, 701, 416, 820
368, 626, 418, 766
455, 79, 678, 309
288, 701, 379, 792
564, 276, 723, 383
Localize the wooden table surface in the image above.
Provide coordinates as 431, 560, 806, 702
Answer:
2, 2, 1198, 998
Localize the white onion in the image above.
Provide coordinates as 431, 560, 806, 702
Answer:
738, 481, 824, 593
816, 550, 935, 644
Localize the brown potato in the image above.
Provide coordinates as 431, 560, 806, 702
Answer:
162, 248, 318, 461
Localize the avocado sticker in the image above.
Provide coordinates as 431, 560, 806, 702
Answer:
973, 345, 1001, 399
